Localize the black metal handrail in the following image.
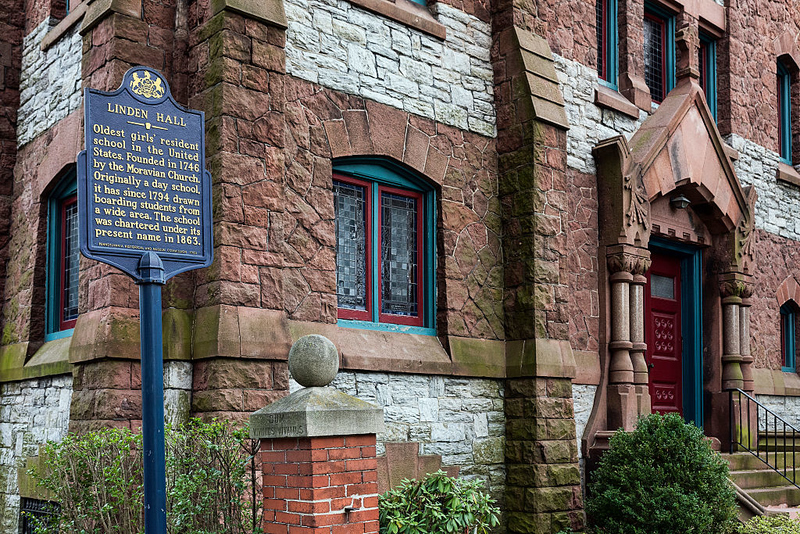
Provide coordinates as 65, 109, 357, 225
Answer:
730, 388, 800, 489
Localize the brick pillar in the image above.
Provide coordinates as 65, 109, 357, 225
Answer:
251, 334, 384, 534
259, 436, 380, 534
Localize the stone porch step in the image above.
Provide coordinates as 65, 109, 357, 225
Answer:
744, 486, 800, 508
726, 452, 798, 471
730, 469, 800, 490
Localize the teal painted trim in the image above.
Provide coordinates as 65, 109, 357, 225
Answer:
700, 35, 717, 121
781, 303, 796, 372
334, 158, 437, 330
337, 319, 437, 336
46, 171, 78, 337
44, 328, 74, 342
650, 238, 703, 428
409, 0, 426, 5
645, 3, 676, 94
606, 0, 619, 88
778, 62, 792, 164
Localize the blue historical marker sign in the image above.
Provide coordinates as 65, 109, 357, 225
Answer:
78, 67, 213, 534
78, 66, 213, 282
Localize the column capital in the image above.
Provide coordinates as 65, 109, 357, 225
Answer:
607, 246, 651, 276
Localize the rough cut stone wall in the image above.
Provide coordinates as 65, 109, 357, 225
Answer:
554, 55, 646, 175
17, 19, 81, 147
315, 372, 505, 502
756, 394, 800, 429
0, 375, 72, 533
284, 0, 495, 137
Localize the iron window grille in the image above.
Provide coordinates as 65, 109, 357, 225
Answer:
18, 498, 59, 534
643, 5, 675, 104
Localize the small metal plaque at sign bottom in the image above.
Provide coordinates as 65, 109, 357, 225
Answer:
78, 66, 213, 282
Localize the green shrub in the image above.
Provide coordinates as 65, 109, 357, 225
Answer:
586, 412, 737, 534
378, 470, 500, 534
28, 419, 262, 534
738, 514, 800, 533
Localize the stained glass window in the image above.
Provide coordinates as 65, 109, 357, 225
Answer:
644, 14, 665, 103
333, 170, 428, 328
334, 180, 369, 316
61, 197, 79, 329
380, 192, 419, 317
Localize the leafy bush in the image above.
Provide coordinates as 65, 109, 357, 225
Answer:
586, 412, 738, 534
378, 470, 500, 534
28, 419, 262, 534
738, 515, 800, 534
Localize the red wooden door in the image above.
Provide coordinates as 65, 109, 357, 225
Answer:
646, 252, 683, 415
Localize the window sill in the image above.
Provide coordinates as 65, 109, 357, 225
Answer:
347, 0, 446, 40
776, 161, 800, 187
337, 319, 436, 336
594, 83, 640, 119
41, 1, 88, 50
0, 337, 72, 383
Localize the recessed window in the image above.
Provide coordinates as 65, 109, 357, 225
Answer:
781, 302, 797, 372
778, 61, 792, 164
46, 171, 79, 340
699, 34, 717, 121
643, 6, 675, 104
333, 161, 435, 334
596, 0, 618, 88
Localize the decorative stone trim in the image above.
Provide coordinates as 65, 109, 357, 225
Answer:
776, 161, 800, 188
79, 0, 143, 34
776, 275, 800, 306
41, 1, 88, 50
753, 367, 800, 396
210, 0, 287, 29
594, 84, 640, 119
0, 338, 72, 383
513, 29, 569, 130
347, 0, 446, 39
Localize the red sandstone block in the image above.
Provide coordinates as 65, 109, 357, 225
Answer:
328, 448, 360, 461
345, 435, 376, 447
276, 512, 303, 525
346, 483, 378, 496
346, 459, 377, 472
330, 472, 363, 487
310, 436, 346, 449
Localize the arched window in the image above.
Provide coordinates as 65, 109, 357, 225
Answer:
332, 159, 436, 334
46, 170, 79, 340
781, 301, 798, 372
778, 60, 792, 164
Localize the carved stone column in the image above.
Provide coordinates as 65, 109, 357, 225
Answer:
607, 246, 650, 430
720, 275, 747, 391
740, 284, 754, 393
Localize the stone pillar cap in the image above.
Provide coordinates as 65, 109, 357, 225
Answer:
250, 387, 385, 439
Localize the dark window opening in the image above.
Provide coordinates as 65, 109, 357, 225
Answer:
644, 13, 666, 103
19, 498, 60, 534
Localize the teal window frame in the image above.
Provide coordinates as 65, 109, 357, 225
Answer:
45, 170, 79, 341
643, 3, 676, 104
408, 0, 426, 6
778, 61, 792, 164
333, 159, 436, 336
781, 302, 796, 373
597, 0, 619, 89
699, 34, 717, 121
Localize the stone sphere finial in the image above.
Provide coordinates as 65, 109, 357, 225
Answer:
288, 335, 339, 387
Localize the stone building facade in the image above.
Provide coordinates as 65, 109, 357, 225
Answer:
1, 0, 800, 531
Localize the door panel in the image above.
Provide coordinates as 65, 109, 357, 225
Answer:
646, 252, 682, 415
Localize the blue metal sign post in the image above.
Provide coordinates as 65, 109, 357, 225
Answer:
78, 67, 213, 534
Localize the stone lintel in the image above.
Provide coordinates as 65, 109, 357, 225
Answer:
211, 0, 287, 29
193, 305, 292, 361
776, 162, 800, 188
506, 338, 576, 379
595, 84, 640, 119
80, 0, 143, 34
250, 387, 384, 439
753, 367, 800, 396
